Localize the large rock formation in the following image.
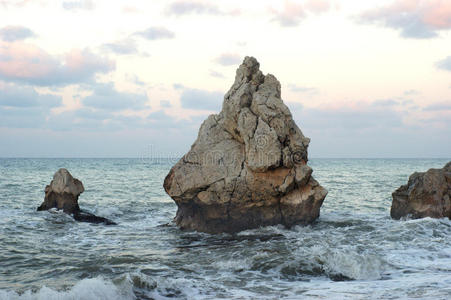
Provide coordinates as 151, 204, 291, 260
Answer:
38, 168, 116, 225
391, 162, 451, 220
164, 56, 327, 233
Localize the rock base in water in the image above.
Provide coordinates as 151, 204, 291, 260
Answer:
391, 162, 451, 220
164, 56, 327, 233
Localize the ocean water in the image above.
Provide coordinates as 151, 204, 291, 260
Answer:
0, 158, 450, 300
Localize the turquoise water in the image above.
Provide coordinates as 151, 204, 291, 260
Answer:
0, 158, 450, 299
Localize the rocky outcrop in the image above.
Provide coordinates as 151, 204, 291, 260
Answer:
391, 162, 451, 220
164, 56, 327, 233
38, 168, 116, 225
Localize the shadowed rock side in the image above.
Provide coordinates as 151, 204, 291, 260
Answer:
391, 162, 451, 220
38, 168, 116, 225
164, 56, 327, 233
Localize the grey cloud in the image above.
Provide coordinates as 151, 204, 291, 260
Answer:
62, 0, 94, 11
404, 89, 420, 96
296, 105, 403, 131
173, 83, 184, 90
288, 84, 318, 94
160, 100, 172, 108
285, 101, 303, 113
166, 0, 221, 16
0, 106, 47, 128
102, 39, 138, 55
209, 70, 225, 78
436, 56, 451, 71
0, 83, 62, 129
215, 53, 241, 66
423, 103, 451, 111
0, 83, 62, 108
371, 99, 398, 107
357, 1, 451, 39
82, 82, 149, 111
0, 25, 35, 41
179, 87, 223, 111
135, 27, 175, 40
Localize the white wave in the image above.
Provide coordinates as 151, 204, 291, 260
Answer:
313, 246, 384, 280
0, 277, 135, 300
93, 206, 123, 218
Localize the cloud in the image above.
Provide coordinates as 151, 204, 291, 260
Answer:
271, 1, 306, 27
62, 0, 94, 11
423, 102, 451, 111
214, 53, 241, 66
436, 56, 451, 71
102, 39, 138, 55
160, 100, 172, 108
288, 84, 318, 94
371, 99, 399, 107
296, 104, 404, 130
0, 106, 48, 128
82, 82, 149, 111
179, 87, 223, 111
404, 89, 420, 95
304, 0, 331, 14
0, 25, 35, 42
121, 6, 140, 14
358, 0, 451, 39
0, 0, 32, 8
0, 41, 115, 86
0, 82, 62, 129
271, 0, 333, 27
135, 27, 175, 40
166, 0, 221, 16
209, 70, 225, 78
0, 82, 62, 107
173, 83, 184, 90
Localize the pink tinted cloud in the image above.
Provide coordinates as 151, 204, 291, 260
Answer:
271, 1, 306, 27
271, 0, 334, 27
360, 0, 451, 38
0, 41, 115, 86
304, 0, 331, 14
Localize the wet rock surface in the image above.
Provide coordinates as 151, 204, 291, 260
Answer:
38, 168, 116, 225
164, 56, 327, 233
391, 162, 451, 220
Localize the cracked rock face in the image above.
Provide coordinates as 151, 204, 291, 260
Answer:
37, 168, 84, 214
164, 56, 327, 233
391, 162, 451, 220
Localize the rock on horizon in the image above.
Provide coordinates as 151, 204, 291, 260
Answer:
164, 56, 327, 233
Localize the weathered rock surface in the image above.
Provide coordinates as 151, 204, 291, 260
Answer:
38, 168, 116, 225
391, 162, 451, 220
164, 56, 327, 233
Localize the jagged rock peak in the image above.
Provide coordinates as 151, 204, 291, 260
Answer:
164, 56, 327, 233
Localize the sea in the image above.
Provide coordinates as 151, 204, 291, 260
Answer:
0, 158, 450, 300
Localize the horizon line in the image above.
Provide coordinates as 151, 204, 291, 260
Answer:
0, 157, 449, 160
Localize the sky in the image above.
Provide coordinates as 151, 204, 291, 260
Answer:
0, 0, 450, 158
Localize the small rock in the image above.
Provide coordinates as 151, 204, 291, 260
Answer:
391, 162, 451, 220
37, 168, 116, 225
